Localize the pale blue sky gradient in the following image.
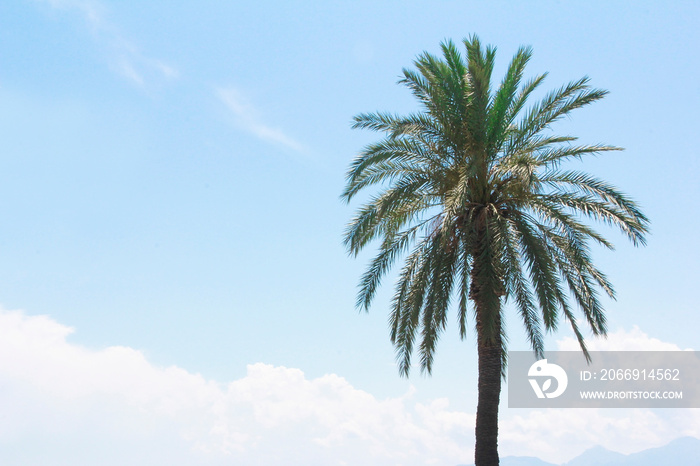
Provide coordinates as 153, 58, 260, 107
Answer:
1, 1, 699, 464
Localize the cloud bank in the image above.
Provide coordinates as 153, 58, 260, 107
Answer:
557, 326, 693, 351
497, 328, 700, 463
0, 309, 473, 465
1, 309, 698, 465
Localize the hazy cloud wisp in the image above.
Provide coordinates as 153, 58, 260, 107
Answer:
217, 87, 305, 153
35, 0, 178, 86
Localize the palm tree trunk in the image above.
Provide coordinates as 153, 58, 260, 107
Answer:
470, 224, 503, 465
474, 311, 502, 465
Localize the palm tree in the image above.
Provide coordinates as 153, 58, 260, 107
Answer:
342, 36, 648, 465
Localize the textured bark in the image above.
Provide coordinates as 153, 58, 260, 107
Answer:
470, 220, 503, 466
474, 311, 502, 466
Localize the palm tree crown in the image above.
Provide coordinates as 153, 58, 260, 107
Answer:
342, 36, 648, 465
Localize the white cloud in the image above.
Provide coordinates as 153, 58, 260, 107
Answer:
500, 407, 700, 464
556, 326, 694, 351
2, 309, 697, 465
0, 308, 472, 465
495, 326, 700, 464
34, 0, 178, 86
217, 87, 306, 153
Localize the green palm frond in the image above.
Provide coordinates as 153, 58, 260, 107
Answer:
487, 45, 532, 155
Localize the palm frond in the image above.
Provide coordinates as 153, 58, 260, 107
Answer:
510, 212, 561, 331
487, 45, 532, 155
497, 216, 543, 356
418, 230, 459, 374
517, 77, 608, 145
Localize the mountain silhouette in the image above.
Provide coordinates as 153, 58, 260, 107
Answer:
459, 436, 700, 466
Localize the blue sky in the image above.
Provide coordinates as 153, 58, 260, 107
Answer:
1, 1, 699, 464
